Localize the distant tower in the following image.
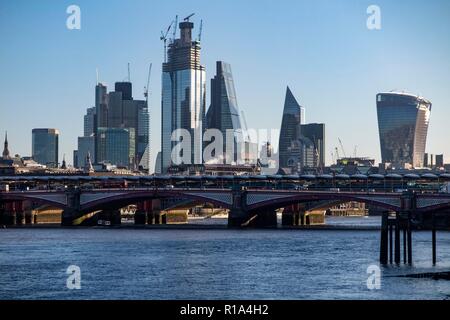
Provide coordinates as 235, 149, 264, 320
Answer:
61, 154, 67, 169
2, 131, 10, 159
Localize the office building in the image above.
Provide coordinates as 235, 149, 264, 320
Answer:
206, 61, 244, 163
84, 107, 96, 137
301, 123, 325, 168
32, 128, 59, 168
77, 136, 95, 169
161, 18, 206, 172
376, 92, 431, 168
96, 127, 135, 168
436, 154, 444, 168
278, 86, 303, 170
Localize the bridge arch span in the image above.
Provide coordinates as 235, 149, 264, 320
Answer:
80, 190, 233, 213
246, 192, 401, 213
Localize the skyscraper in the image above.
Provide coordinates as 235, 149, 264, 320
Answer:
77, 136, 95, 168
83, 107, 96, 137
106, 82, 149, 169
32, 128, 59, 167
161, 18, 206, 172
278, 87, 303, 170
206, 61, 244, 163
301, 123, 325, 168
96, 127, 135, 168
376, 92, 432, 168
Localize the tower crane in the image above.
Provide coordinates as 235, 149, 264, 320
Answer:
144, 63, 152, 104
160, 21, 173, 63
172, 15, 178, 43
338, 138, 347, 158
335, 147, 340, 161
184, 13, 195, 21
197, 19, 203, 42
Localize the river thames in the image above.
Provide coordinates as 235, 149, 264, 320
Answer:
1, 217, 450, 300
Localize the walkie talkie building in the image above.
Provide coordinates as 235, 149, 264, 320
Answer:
376, 92, 432, 168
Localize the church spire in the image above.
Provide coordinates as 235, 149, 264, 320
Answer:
2, 131, 10, 159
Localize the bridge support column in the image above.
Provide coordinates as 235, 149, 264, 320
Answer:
380, 211, 388, 265
135, 202, 147, 225
389, 219, 393, 264
407, 215, 412, 265
15, 201, 25, 226
282, 205, 301, 226
151, 199, 164, 225
3, 202, 16, 226
403, 227, 407, 264
24, 201, 34, 225
432, 213, 436, 266
61, 189, 81, 226
394, 212, 401, 264
0, 203, 3, 225
146, 200, 154, 225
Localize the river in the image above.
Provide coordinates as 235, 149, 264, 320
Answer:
1, 217, 449, 300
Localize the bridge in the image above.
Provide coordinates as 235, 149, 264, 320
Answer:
1, 174, 450, 266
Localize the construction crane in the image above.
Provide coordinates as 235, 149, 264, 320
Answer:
184, 13, 195, 21
338, 138, 347, 158
144, 63, 152, 104
197, 19, 203, 42
160, 21, 173, 63
335, 147, 340, 161
172, 15, 178, 43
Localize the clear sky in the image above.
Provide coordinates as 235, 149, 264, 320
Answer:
1, 0, 450, 170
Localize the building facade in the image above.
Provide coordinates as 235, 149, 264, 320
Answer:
161, 19, 206, 172
77, 136, 95, 169
83, 107, 96, 137
278, 87, 303, 170
96, 127, 135, 168
376, 92, 432, 168
206, 61, 244, 164
32, 128, 59, 167
301, 123, 325, 168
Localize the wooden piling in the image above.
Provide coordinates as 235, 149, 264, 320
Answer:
380, 211, 388, 265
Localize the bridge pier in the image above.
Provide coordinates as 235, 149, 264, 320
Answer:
135, 202, 147, 225
282, 205, 300, 226
2, 202, 16, 225
394, 212, 401, 264
432, 213, 437, 265
380, 211, 388, 264
15, 201, 25, 226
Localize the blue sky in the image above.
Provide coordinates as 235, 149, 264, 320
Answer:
1, 0, 450, 169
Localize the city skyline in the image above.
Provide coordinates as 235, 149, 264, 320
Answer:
1, 0, 450, 169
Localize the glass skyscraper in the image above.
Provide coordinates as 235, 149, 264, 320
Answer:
300, 123, 325, 168
77, 136, 95, 168
376, 92, 432, 168
278, 87, 303, 170
161, 19, 206, 173
32, 128, 59, 168
206, 61, 244, 163
96, 127, 135, 168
